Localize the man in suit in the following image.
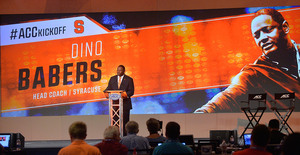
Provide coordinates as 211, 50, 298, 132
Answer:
104, 65, 134, 136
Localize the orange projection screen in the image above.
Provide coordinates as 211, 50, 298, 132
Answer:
1, 6, 300, 116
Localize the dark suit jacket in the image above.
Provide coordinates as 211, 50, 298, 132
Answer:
104, 75, 134, 110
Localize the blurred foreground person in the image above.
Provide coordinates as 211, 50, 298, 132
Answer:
94, 126, 127, 155
233, 124, 271, 155
281, 132, 300, 155
152, 121, 193, 155
146, 118, 166, 143
58, 121, 101, 155
120, 121, 150, 152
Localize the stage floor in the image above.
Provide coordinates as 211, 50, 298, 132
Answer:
24, 138, 209, 148
25, 139, 102, 148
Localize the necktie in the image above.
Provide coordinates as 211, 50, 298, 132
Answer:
118, 77, 121, 89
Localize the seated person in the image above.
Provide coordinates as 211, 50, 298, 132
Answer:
146, 118, 166, 144
0, 143, 3, 154
233, 124, 271, 155
94, 126, 128, 155
268, 119, 286, 144
120, 121, 151, 151
152, 121, 193, 155
281, 132, 300, 155
58, 121, 101, 155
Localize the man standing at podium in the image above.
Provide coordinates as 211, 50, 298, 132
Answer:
104, 65, 134, 136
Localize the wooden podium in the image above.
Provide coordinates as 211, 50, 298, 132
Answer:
105, 90, 125, 137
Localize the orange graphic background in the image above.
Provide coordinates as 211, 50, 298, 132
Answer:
1, 8, 300, 112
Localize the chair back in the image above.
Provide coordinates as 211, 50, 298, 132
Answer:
274, 92, 295, 100
248, 93, 266, 101
242, 93, 267, 109
273, 92, 295, 108
128, 148, 152, 155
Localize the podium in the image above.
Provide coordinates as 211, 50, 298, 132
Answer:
105, 90, 125, 137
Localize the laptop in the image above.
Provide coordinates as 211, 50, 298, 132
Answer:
178, 135, 194, 147
149, 141, 164, 147
0, 134, 11, 149
243, 133, 251, 146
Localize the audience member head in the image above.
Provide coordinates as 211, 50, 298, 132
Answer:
251, 124, 270, 147
146, 118, 161, 135
165, 121, 180, 140
268, 119, 280, 130
69, 121, 87, 141
125, 121, 139, 134
103, 126, 121, 140
281, 132, 300, 155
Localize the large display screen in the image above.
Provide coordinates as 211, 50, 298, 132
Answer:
1, 6, 299, 116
